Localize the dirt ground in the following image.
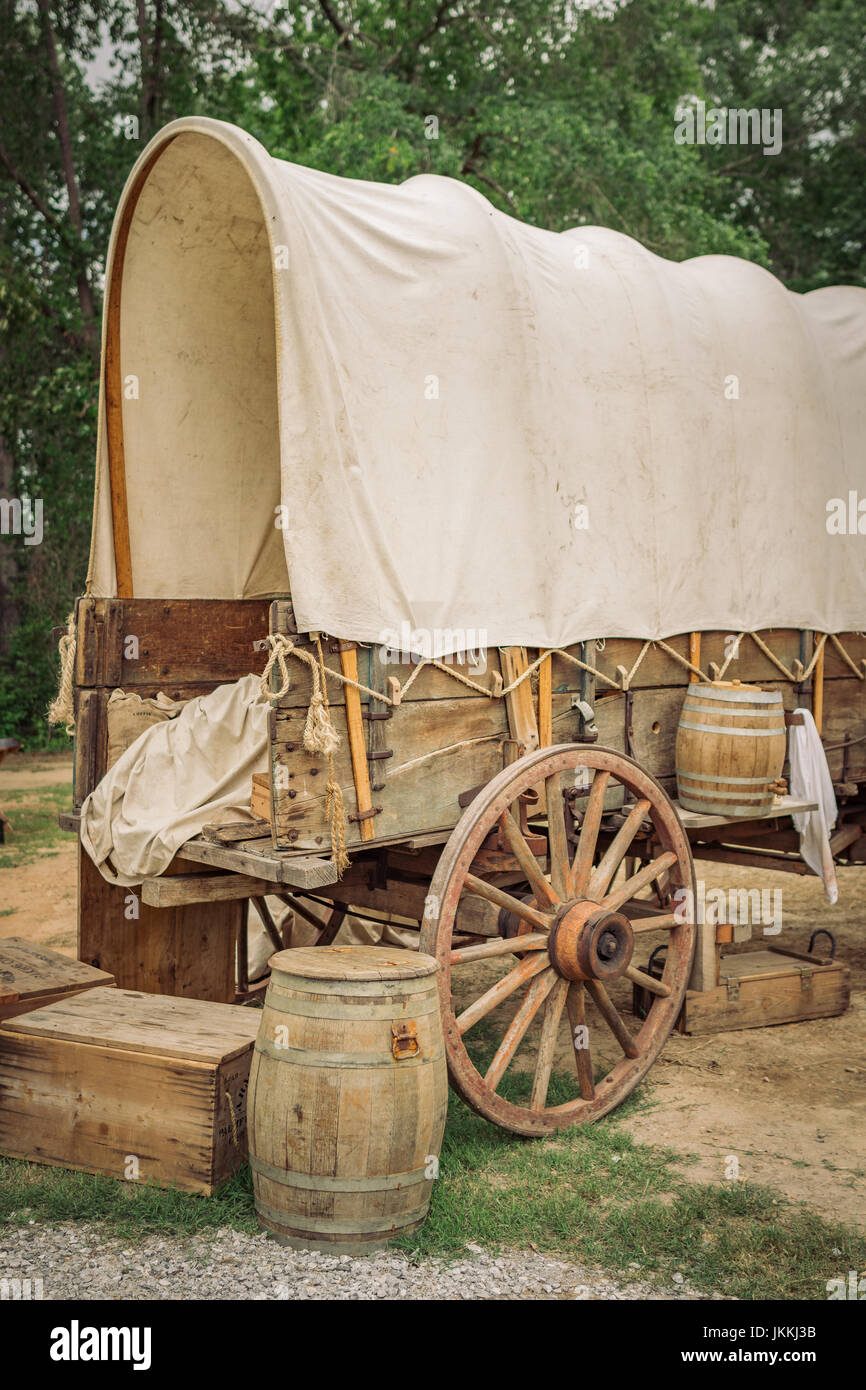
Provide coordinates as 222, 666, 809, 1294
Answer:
1, 752, 864, 1229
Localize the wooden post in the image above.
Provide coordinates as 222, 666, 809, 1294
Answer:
689, 633, 701, 683
500, 647, 539, 752
813, 634, 825, 735
537, 652, 552, 748
339, 644, 376, 841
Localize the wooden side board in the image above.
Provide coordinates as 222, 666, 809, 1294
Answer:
78, 845, 239, 1002
73, 596, 273, 999
271, 694, 512, 851
75, 596, 271, 693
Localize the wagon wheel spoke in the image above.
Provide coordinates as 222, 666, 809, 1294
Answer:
584, 979, 640, 1058
565, 982, 595, 1100
624, 964, 671, 998
587, 797, 651, 900
462, 872, 553, 931
545, 774, 572, 898
631, 913, 678, 933
530, 977, 570, 1110
499, 810, 558, 907
456, 952, 550, 1035
450, 932, 548, 965
601, 850, 677, 914
570, 770, 610, 894
485, 968, 557, 1092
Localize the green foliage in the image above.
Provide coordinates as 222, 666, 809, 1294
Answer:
1, 0, 864, 737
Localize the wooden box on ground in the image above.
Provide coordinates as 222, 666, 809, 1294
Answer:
0, 938, 115, 1023
0, 987, 260, 1194
680, 947, 850, 1035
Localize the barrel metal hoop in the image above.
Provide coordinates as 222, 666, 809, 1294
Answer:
269, 973, 435, 999
254, 1038, 444, 1068
254, 1199, 430, 1236
678, 720, 785, 737
676, 770, 780, 786
263, 993, 438, 1021
682, 703, 784, 718
680, 799, 773, 815
681, 795, 778, 806
250, 1154, 429, 1192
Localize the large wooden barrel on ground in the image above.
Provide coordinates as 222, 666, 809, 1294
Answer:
248, 946, 447, 1253
675, 681, 787, 817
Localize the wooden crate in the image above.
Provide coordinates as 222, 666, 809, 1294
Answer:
0, 938, 115, 1023
0, 987, 260, 1194
680, 947, 850, 1035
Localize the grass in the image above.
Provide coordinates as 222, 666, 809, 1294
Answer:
0, 783, 72, 869
2, 1086, 863, 1301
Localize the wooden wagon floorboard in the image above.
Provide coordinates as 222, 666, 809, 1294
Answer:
176, 836, 339, 887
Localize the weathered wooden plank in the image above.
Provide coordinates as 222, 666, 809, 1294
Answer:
501, 647, 539, 752
141, 873, 276, 908
176, 837, 339, 888
272, 695, 509, 850
628, 687, 688, 780
72, 688, 103, 808
822, 677, 866, 781
90, 599, 273, 689
823, 632, 866, 681
77, 845, 239, 1001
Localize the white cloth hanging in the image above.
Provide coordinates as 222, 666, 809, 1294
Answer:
80, 674, 269, 886
788, 708, 838, 904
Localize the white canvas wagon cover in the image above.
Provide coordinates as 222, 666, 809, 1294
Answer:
87, 116, 866, 654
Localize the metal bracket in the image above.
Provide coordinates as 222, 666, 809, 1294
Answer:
725, 975, 740, 1001
570, 697, 599, 742
799, 967, 814, 992
348, 806, 382, 823
391, 1020, 420, 1060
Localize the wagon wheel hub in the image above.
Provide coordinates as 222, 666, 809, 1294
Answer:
547, 900, 635, 983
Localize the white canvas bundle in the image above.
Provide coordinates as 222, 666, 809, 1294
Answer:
87, 117, 866, 655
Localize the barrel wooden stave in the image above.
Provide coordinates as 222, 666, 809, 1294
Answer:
248, 947, 447, 1253
675, 682, 786, 817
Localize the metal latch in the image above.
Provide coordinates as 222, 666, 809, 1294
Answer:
799, 966, 814, 993
570, 697, 599, 742
391, 1021, 420, 1060
725, 976, 740, 1001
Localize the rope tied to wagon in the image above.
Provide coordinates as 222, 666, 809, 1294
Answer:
47, 612, 77, 734
259, 633, 350, 875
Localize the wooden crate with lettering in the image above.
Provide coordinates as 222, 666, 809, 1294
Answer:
0, 938, 115, 1024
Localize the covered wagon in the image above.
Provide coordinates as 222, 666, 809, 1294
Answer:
65, 117, 866, 1135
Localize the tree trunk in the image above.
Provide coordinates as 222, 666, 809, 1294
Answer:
0, 433, 20, 660
36, 0, 96, 343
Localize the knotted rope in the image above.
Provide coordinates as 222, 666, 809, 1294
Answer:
259, 634, 349, 875
47, 612, 76, 734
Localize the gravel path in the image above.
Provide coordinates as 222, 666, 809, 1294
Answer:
0, 1222, 728, 1300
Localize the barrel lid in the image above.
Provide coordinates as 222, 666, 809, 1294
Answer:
268, 946, 440, 982
691, 682, 781, 702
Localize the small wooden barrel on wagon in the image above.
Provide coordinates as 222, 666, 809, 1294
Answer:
248, 946, 447, 1253
675, 682, 787, 817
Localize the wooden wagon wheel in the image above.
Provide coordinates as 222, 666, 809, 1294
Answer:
419, 744, 695, 1136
